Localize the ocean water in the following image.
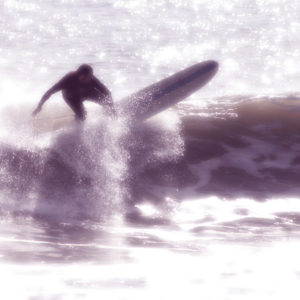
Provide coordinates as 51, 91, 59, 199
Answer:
1, 0, 300, 299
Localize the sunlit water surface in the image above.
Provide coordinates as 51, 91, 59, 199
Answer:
1, 0, 300, 299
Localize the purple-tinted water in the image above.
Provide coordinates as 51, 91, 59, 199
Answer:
1, 1, 300, 299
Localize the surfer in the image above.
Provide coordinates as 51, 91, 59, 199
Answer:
32, 64, 116, 120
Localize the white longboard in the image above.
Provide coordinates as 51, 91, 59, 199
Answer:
119, 60, 219, 121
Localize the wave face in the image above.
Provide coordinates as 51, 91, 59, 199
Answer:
177, 96, 300, 199
125, 95, 300, 211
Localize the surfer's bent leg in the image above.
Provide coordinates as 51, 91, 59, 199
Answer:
87, 90, 116, 117
64, 96, 86, 121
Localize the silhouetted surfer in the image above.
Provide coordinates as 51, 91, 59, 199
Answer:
32, 64, 116, 120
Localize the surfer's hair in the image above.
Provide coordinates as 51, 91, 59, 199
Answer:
77, 64, 93, 75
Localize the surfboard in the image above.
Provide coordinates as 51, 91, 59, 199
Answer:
119, 60, 219, 121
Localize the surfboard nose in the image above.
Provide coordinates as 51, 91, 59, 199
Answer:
197, 60, 219, 76
207, 60, 219, 72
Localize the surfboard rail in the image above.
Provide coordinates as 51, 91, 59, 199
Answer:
119, 60, 219, 121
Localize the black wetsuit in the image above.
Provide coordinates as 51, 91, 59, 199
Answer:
46, 72, 113, 120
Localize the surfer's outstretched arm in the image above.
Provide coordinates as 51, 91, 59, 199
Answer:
32, 76, 67, 116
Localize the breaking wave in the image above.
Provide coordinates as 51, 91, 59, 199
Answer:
1, 94, 300, 223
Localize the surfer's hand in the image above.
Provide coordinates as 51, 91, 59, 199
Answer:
32, 105, 42, 116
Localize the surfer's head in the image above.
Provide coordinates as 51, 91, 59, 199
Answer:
77, 64, 93, 83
